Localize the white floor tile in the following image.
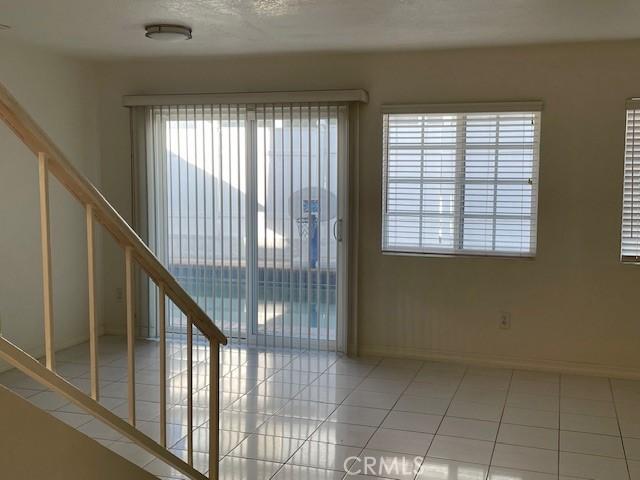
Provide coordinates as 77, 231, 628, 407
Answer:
427, 435, 494, 465
27, 391, 69, 411
394, 394, 450, 415
620, 419, 640, 438
228, 394, 289, 415
560, 412, 620, 436
559, 451, 629, 480
290, 440, 360, 471
11, 387, 43, 399
382, 411, 442, 434
279, 399, 337, 420
312, 373, 363, 389
295, 386, 352, 404
344, 389, 400, 409
143, 457, 189, 479
453, 389, 506, 407
77, 418, 123, 441
506, 392, 559, 412
491, 443, 558, 475
625, 436, 640, 460
220, 430, 251, 456
112, 400, 160, 422
327, 405, 388, 427
229, 434, 304, 463
100, 381, 129, 399
512, 370, 559, 384
270, 370, 318, 385
497, 423, 558, 450
366, 428, 433, 456
251, 381, 302, 399
502, 406, 559, 429
355, 449, 422, 480
447, 399, 502, 422
560, 430, 624, 458
509, 379, 559, 397
273, 464, 344, 480
310, 422, 376, 447
488, 466, 557, 480
218, 457, 282, 480
219, 410, 269, 433
358, 378, 410, 394
560, 397, 616, 417
327, 362, 375, 377
404, 382, 457, 399
49, 410, 93, 428
256, 415, 322, 439
437, 417, 499, 442
561, 375, 612, 401
418, 458, 488, 480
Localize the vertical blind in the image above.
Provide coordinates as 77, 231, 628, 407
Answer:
382, 105, 542, 257
135, 103, 346, 350
622, 102, 640, 262
142, 105, 248, 343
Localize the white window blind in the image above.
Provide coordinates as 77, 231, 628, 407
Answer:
622, 101, 640, 262
382, 105, 542, 257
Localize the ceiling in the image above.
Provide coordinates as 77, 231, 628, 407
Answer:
1, 0, 640, 59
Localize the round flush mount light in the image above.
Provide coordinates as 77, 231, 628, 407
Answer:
145, 24, 192, 41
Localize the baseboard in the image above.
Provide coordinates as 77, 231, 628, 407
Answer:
358, 344, 640, 380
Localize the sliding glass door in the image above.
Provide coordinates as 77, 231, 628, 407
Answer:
140, 103, 347, 351
251, 105, 342, 349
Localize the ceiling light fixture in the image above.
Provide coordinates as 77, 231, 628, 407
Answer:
145, 24, 192, 41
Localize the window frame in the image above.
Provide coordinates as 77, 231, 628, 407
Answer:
621, 99, 640, 264
381, 102, 543, 259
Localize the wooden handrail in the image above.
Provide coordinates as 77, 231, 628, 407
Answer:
0, 82, 226, 345
0, 81, 225, 479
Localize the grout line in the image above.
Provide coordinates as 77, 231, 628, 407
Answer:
482, 368, 514, 480
402, 362, 468, 480
558, 374, 562, 480
609, 377, 632, 479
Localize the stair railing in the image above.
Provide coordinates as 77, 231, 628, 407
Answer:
0, 82, 226, 480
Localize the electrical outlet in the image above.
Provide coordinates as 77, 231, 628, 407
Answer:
499, 312, 511, 330
115, 287, 123, 302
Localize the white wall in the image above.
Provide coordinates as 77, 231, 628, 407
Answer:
0, 38, 102, 366
95, 40, 640, 377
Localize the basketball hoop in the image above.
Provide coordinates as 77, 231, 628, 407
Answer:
296, 216, 310, 238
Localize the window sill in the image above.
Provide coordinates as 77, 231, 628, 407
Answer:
381, 249, 536, 260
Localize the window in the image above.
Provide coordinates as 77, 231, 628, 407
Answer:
622, 101, 640, 262
382, 103, 542, 257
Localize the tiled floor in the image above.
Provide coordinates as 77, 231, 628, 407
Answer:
1, 335, 640, 480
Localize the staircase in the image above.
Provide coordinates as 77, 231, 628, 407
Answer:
0, 82, 227, 480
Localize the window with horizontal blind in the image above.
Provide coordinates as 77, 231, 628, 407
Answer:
382, 103, 542, 257
622, 100, 640, 262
